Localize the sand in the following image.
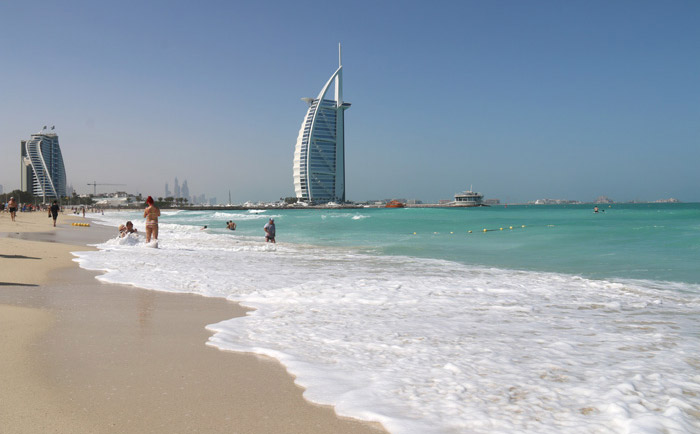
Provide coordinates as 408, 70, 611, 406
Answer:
0, 210, 386, 433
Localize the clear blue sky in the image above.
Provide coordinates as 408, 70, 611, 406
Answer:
2, 0, 699, 203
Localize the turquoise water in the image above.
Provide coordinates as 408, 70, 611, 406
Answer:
88, 204, 700, 432
160, 203, 700, 284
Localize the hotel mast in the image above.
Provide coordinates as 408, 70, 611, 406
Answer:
293, 44, 351, 203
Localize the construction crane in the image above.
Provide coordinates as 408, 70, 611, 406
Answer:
87, 181, 126, 196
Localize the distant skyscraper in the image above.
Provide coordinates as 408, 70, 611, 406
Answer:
0, 184, 3, 194
165, 183, 171, 198
21, 127, 67, 202
293, 45, 351, 203
181, 180, 189, 202
174, 177, 181, 199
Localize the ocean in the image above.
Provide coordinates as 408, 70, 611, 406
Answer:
75, 204, 700, 433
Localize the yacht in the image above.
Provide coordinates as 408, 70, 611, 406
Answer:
453, 187, 484, 207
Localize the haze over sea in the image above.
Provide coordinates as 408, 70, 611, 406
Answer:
75, 204, 700, 433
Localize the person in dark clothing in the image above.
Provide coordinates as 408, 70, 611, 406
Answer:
49, 200, 60, 227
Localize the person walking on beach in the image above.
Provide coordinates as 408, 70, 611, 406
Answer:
49, 200, 60, 227
8, 197, 17, 222
144, 196, 160, 243
263, 218, 276, 243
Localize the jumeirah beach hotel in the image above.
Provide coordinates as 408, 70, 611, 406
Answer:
21, 126, 67, 202
293, 46, 351, 203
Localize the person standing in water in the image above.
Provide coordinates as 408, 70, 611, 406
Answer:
143, 196, 160, 243
263, 218, 276, 243
49, 200, 60, 227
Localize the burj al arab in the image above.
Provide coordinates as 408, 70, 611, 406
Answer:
293, 45, 351, 203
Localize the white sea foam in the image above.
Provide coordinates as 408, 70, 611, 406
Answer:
212, 211, 280, 221
161, 210, 185, 216
74, 213, 700, 433
208, 211, 250, 221
115, 233, 141, 246
318, 213, 369, 220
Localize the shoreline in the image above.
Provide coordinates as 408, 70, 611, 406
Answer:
0, 211, 386, 433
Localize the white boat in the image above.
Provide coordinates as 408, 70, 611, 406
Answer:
452, 187, 484, 207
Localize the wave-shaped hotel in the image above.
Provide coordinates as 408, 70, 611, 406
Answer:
21, 126, 67, 202
293, 45, 351, 204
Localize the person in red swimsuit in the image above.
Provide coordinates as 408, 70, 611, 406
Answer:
143, 196, 161, 243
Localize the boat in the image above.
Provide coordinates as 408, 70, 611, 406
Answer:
452, 187, 484, 207
385, 200, 405, 208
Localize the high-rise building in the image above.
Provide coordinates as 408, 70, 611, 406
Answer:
165, 183, 171, 198
181, 180, 189, 202
174, 177, 180, 199
21, 127, 67, 202
293, 45, 351, 203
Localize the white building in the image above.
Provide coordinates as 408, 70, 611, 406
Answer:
21, 127, 67, 202
293, 45, 351, 203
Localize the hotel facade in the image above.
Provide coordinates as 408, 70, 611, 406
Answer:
21, 127, 67, 202
293, 47, 351, 203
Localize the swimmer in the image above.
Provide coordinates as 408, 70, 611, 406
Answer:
120, 221, 138, 237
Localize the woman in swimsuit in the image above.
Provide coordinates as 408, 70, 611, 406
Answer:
143, 196, 161, 243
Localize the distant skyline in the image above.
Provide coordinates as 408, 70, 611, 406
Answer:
1, 1, 699, 204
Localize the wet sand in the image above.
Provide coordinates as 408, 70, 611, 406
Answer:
0, 211, 385, 433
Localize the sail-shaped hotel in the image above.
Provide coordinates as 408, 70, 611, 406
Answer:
293, 46, 351, 203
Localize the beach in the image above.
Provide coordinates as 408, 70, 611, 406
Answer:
73, 205, 700, 433
0, 211, 385, 433
4, 206, 699, 433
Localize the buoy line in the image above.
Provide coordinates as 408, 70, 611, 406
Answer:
409, 225, 560, 235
